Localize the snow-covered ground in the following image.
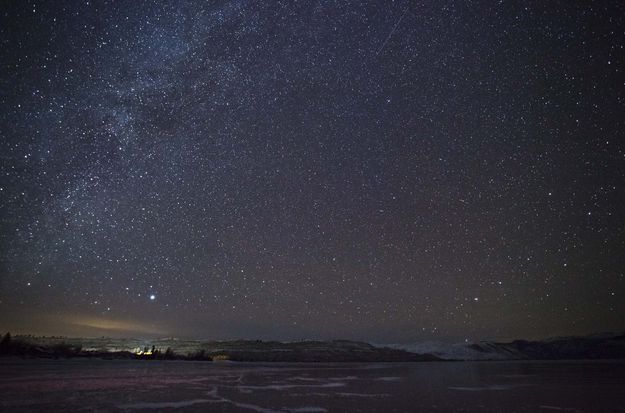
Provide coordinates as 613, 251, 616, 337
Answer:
381, 341, 509, 360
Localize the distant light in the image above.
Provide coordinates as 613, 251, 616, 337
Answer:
150, 294, 156, 301
473, 297, 479, 301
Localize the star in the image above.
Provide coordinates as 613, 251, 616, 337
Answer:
0, 0, 622, 344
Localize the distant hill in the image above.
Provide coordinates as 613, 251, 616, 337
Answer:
0, 335, 440, 362
387, 332, 625, 360
467, 332, 625, 360
5, 332, 624, 362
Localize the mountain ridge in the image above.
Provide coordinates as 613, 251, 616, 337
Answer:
3, 331, 624, 361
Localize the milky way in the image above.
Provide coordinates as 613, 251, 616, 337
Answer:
1, 1, 624, 342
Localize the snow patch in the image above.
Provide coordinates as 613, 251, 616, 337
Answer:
381, 341, 507, 360
539, 406, 583, 412
375, 376, 401, 381
118, 399, 214, 409
336, 392, 390, 398
237, 382, 346, 393
449, 384, 534, 391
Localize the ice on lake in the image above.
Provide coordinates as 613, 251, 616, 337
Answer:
1, 359, 624, 412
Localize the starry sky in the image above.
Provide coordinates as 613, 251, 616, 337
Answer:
1, 1, 624, 343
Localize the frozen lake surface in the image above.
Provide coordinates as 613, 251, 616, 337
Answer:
1, 359, 624, 412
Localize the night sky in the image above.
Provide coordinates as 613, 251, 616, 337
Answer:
1, 1, 624, 343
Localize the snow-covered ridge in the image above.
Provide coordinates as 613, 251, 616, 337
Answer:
381, 332, 625, 360
379, 341, 508, 361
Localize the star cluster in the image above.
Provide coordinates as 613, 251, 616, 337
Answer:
1, 1, 624, 342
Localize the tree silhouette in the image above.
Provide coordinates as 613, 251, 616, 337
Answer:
0, 332, 12, 354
